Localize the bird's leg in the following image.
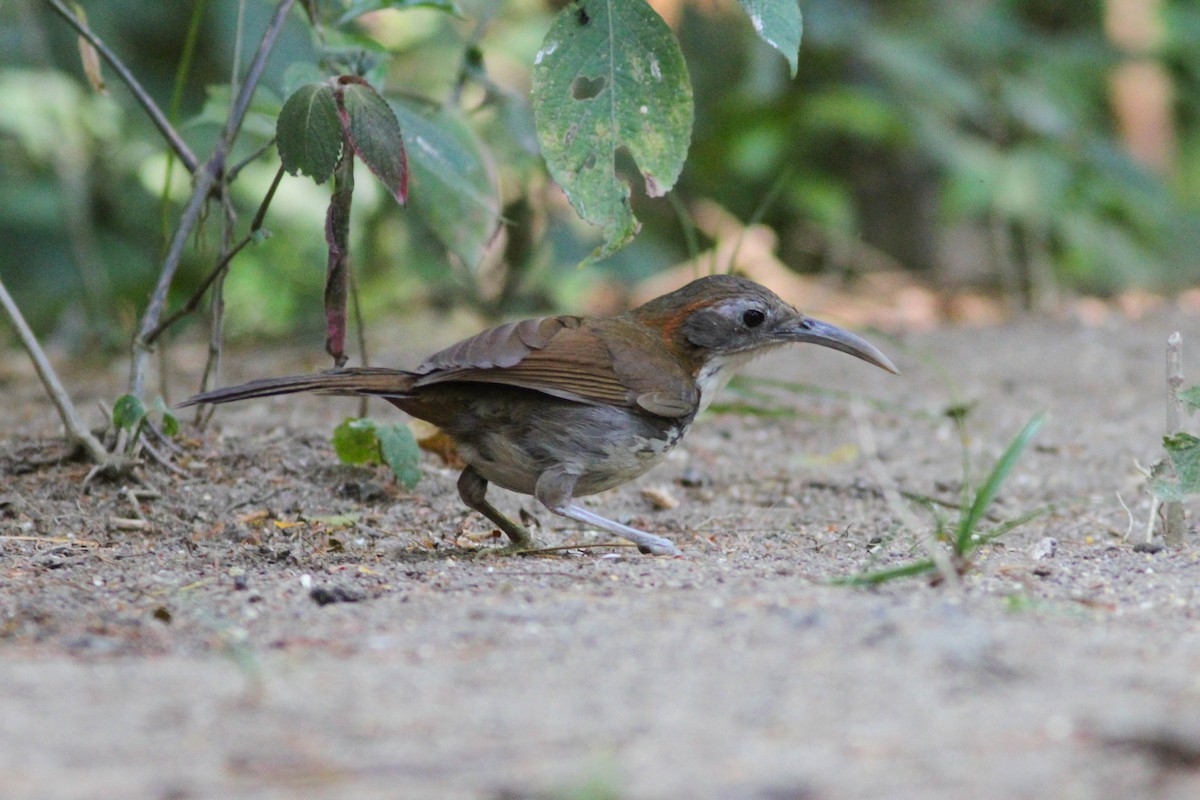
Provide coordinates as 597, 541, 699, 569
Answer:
534, 470, 682, 556
456, 466, 535, 550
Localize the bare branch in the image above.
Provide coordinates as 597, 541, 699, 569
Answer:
1163, 332, 1185, 547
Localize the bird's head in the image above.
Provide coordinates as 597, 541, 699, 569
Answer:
631, 274, 898, 375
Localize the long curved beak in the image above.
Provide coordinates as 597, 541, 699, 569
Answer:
785, 317, 899, 374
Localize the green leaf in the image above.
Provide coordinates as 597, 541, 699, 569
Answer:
332, 418, 383, 465
830, 559, 937, 587
336, 0, 462, 27
1179, 386, 1200, 414
736, 0, 803, 77
376, 423, 422, 489
389, 96, 500, 268
112, 395, 146, 431
532, 0, 693, 262
277, 82, 343, 183
1151, 432, 1200, 501
955, 413, 1045, 553
151, 397, 179, 437
337, 78, 408, 205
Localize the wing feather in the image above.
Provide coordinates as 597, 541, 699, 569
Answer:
410, 315, 698, 417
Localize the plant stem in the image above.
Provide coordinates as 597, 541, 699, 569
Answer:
0, 275, 111, 465
349, 262, 369, 417
44, 0, 198, 173
324, 150, 355, 366
1164, 332, 1185, 546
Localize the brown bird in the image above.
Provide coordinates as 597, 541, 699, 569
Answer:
182, 275, 897, 555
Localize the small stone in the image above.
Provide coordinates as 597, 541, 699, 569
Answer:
641, 486, 680, 511
310, 586, 364, 606
1030, 537, 1057, 560
678, 468, 706, 487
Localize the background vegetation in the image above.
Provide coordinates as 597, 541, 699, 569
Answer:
2, 0, 1198, 353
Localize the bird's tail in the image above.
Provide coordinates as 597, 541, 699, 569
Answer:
178, 367, 416, 408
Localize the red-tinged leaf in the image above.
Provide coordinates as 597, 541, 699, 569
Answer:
335, 76, 407, 205
324, 152, 355, 366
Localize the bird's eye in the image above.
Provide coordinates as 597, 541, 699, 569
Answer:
742, 308, 766, 328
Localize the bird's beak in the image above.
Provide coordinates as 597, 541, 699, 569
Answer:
784, 317, 899, 374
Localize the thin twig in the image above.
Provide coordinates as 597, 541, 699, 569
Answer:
144, 165, 285, 346
1163, 332, 1185, 546
196, 184, 238, 428
226, 138, 277, 182
129, 159, 220, 397
43, 0, 198, 172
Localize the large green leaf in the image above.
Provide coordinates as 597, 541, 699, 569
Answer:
389, 96, 500, 269
337, 78, 407, 205
531, 0, 693, 262
277, 82, 343, 183
736, 0, 803, 76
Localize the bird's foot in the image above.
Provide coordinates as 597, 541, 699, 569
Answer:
635, 539, 683, 557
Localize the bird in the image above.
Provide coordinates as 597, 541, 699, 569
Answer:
181, 274, 897, 556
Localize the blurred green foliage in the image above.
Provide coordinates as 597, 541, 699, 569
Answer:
2, 0, 1199, 350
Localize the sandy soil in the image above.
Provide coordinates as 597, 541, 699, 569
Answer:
3, 310, 1200, 800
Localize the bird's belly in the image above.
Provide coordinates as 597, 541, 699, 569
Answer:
429, 390, 693, 498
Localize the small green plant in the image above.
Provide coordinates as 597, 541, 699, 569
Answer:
112, 394, 179, 455
838, 412, 1046, 586
331, 417, 421, 489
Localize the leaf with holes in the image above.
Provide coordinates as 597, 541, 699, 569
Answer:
277, 82, 343, 183
336, 77, 407, 205
532, 0, 693, 262
390, 96, 500, 268
736, 0, 803, 77
376, 422, 422, 489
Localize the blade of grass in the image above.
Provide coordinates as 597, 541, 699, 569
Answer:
831, 559, 936, 587
955, 412, 1046, 553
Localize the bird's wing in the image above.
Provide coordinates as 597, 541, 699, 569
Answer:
412, 316, 699, 418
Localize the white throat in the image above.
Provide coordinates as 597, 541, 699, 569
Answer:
695, 350, 769, 414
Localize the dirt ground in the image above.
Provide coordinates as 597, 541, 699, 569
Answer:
4, 308, 1200, 800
